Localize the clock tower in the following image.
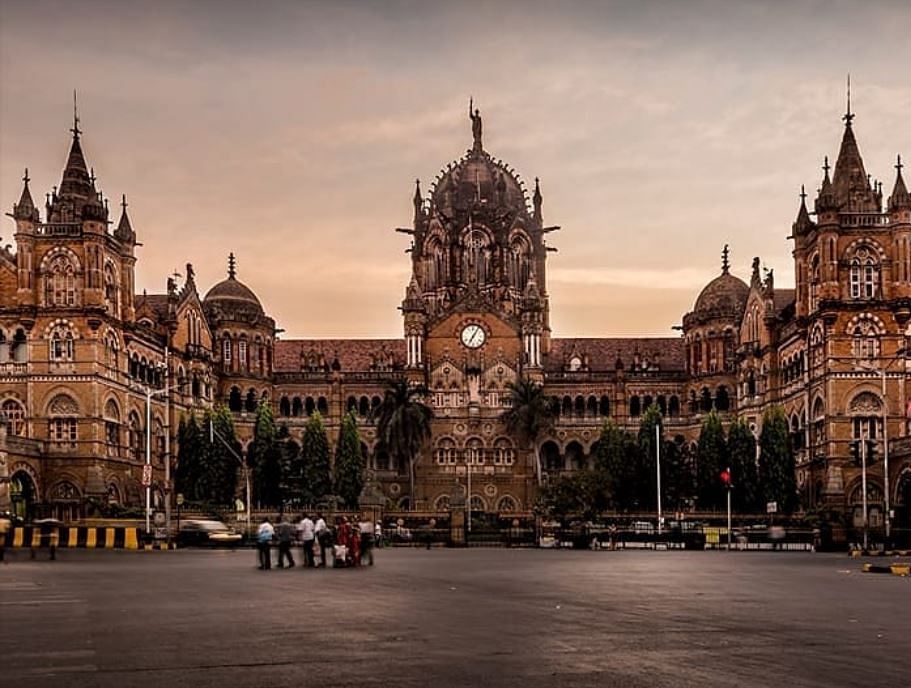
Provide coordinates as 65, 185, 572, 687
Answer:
398, 103, 558, 510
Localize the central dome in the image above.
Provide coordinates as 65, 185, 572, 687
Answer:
692, 272, 749, 319
203, 254, 264, 318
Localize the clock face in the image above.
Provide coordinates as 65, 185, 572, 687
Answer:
460, 324, 486, 349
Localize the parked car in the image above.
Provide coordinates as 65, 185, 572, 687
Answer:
177, 519, 244, 548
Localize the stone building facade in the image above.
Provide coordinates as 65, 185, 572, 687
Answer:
2, 103, 909, 534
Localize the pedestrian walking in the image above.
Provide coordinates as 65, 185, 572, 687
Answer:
314, 513, 330, 567
276, 517, 295, 568
298, 513, 316, 567
358, 515, 375, 566
374, 521, 383, 549
257, 518, 274, 570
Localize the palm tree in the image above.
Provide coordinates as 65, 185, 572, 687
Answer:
500, 377, 557, 485
375, 378, 434, 510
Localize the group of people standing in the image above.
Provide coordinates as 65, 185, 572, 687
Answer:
256, 514, 379, 571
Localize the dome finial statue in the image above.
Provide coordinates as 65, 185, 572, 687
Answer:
721, 244, 730, 274
228, 252, 236, 280
469, 97, 482, 153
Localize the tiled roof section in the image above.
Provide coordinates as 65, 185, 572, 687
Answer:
545, 337, 685, 372
773, 289, 796, 316
275, 339, 407, 372
135, 293, 169, 321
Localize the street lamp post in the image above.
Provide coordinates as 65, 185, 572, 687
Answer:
142, 377, 179, 536
860, 434, 869, 552
655, 423, 663, 536
210, 419, 251, 536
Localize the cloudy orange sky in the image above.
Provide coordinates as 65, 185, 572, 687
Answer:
2, 0, 909, 339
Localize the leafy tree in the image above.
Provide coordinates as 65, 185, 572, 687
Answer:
301, 411, 332, 505
759, 405, 798, 513
728, 417, 760, 513
176, 407, 240, 506
663, 435, 696, 512
696, 410, 727, 511
248, 399, 283, 507
334, 411, 364, 508
280, 435, 303, 506
376, 379, 434, 509
500, 377, 557, 485
636, 404, 663, 511
595, 419, 638, 510
536, 471, 605, 523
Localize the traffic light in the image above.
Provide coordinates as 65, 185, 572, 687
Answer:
865, 439, 877, 463
850, 440, 860, 464
720, 468, 731, 487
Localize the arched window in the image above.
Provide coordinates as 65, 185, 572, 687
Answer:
45, 255, 77, 306
494, 438, 514, 465
562, 396, 573, 416
238, 338, 248, 371
434, 494, 451, 511
508, 236, 531, 290
104, 261, 118, 313
851, 321, 880, 361
469, 494, 487, 513
540, 441, 562, 472
228, 386, 242, 412
292, 396, 303, 417
566, 441, 585, 470
809, 254, 820, 312
245, 388, 257, 412
700, 387, 712, 412
103, 398, 120, 448
279, 396, 291, 417
153, 418, 165, 464
599, 395, 610, 416
715, 386, 730, 411
574, 396, 585, 416
849, 248, 879, 300
436, 438, 457, 465
497, 495, 518, 512
317, 396, 329, 415
127, 411, 143, 461
656, 395, 667, 416
222, 337, 232, 367
49, 325, 75, 361
568, 356, 583, 372
629, 395, 641, 417
668, 395, 680, 418
465, 437, 484, 465
305, 397, 316, 416
587, 395, 598, 416
358, 396, 369, 417
11, 328, 27, 363
463, 230, 490, 286
48, 394, 78, 445
1, 398, 26, 436
346, 396, 357, 413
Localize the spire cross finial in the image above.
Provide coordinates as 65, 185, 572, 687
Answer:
823, 155, 831, 176
843, 74, 855, 126
228, 252, 236, 279
121, 194, 128, 211
800, 184, 807, 202
90, 167, 96, 184
23, 168, 30, 186
897, 155, 904, 173
71, 89, 82, 138
721, 244, 730, 274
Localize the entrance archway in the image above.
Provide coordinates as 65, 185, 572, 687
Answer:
10, 470, 37, 520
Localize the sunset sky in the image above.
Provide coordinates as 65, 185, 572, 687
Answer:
1, 0, 909, 339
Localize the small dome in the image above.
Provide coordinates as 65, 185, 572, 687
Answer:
692, 272, 749, 320
203, 253, 264, 317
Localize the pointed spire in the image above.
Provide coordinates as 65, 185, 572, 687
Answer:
842, 74, 854, 128
721, 244, 730, 274
750, 257, 762, 289
890, 154, 910, 212
12, 168, 39, 222
115, 193, 134, 241
228, 252, 237, 279
57, 92, 93, 203
793, 184, 815, 235
831, 83, 877, 212
71, 89, 82, 139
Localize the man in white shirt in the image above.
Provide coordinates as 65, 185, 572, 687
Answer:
298, 513, 315, 567
314, 513, 329, 567
256, 518, 274, 570
358, 515, 375, 566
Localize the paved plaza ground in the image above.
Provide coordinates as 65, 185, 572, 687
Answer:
1, 547, 909, 688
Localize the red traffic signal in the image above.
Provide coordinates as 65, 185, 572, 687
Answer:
720, 469, 731, 486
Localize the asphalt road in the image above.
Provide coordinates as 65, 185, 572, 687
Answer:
1, 547, 908, 688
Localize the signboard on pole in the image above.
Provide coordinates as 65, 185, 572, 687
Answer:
766, 501, 778, 514
141, 464, 153, 487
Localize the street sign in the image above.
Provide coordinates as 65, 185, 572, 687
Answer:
176, 493, 185, 506
154, 527, 168, 540
141, 464, 152, 487
766, 501, 778, 514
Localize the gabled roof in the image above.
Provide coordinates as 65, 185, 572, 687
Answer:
545, 337, 685, 373
274, 339, 406, 373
